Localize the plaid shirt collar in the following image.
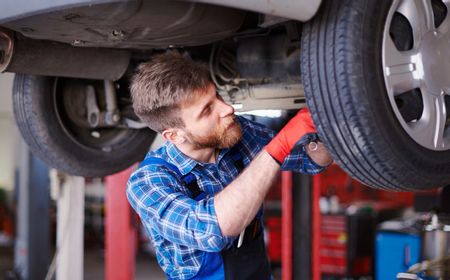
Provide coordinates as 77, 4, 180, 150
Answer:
164, 141, 232, 176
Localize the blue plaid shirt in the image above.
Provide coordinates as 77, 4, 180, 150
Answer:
127, 116, 325, 279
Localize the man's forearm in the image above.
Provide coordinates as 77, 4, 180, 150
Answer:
214, 150, 280, 236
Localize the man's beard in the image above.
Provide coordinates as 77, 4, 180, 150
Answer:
186, 117, 242, 149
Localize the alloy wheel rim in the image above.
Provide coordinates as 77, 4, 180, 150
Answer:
382, 0, 450, 151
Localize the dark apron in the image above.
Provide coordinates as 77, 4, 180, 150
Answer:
221, 220, 272, 280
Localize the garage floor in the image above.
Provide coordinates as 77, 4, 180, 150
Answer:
84, 248, 165, 280
0, 245, 166, 280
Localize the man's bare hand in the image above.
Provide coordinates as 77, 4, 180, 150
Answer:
305, 141, 333, 167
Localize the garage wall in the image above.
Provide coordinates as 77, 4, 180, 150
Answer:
0, 73, 18, 191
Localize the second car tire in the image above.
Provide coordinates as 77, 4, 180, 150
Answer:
13, 74, 155, 177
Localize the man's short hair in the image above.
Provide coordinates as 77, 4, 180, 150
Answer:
130, 51, 212, 132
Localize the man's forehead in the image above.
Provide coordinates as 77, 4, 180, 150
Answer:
180, 83, 216, 109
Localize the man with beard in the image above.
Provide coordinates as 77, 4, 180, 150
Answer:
127, 52, 332, 280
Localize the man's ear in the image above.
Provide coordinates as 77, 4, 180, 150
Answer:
161, 128, 186, 145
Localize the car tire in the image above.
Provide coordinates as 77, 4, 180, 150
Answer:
13, 74, 155, 177
301, 0, 450, 190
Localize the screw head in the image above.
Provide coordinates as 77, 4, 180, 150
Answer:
72, 39, 83, 45
112, 30, 124, 37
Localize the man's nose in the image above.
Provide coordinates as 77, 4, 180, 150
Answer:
219, 100, 234, 117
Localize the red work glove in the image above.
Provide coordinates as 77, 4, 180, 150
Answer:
265, 108, 317, 164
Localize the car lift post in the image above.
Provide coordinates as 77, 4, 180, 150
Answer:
55, 175, 85, 280
14, 141, 50, 280
105, 166, 137, 280
292, 172, 317, 280
312, 175, 322, 280
281, 171, 293, 280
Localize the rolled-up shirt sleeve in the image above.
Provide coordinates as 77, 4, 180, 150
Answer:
126, 167, 232, 252
280, 132, 327, 174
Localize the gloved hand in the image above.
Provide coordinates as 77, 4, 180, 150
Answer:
265, 108, 318, 164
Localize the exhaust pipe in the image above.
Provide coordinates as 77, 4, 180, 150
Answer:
0, 29, 130, 81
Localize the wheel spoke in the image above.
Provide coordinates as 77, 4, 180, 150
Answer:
397, 0, 435, 47
384, 36, 420, 94
408, 92, 448, 149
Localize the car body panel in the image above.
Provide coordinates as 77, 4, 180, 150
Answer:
0, 0, 322, 24
0, 0, 321, 49
184, 0, 322, 21
1, 1, 246, 48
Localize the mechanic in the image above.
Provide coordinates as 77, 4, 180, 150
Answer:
126, 51, 333, 280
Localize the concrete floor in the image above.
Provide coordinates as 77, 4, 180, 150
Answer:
1, 244, 281, 279
83, 248, 166, 280
0, 245, 166, 280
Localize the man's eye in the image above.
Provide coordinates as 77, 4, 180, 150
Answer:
203, 107, 211, 115
200, 106, 211, 118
